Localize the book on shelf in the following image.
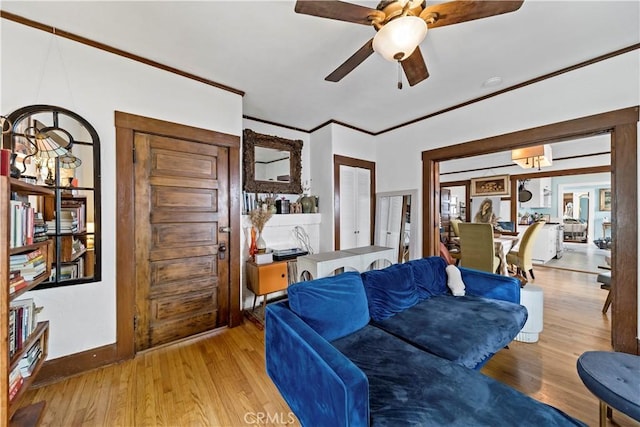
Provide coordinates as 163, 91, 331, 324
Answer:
10, 248, 47, 281
9, 200, 36, 248
8, 366, 24, 402
9, 298, 38, 355
1, 148, 10, 176
9, 309, 16, 357
10, 247, 43, 264
19, 341, 43, 377
9, 275, 28, 294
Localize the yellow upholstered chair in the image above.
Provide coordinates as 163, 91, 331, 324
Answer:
506, 220, 545, 283
450, 219, 462, 237
448, 219, 463, 263
458, 222, 500, 274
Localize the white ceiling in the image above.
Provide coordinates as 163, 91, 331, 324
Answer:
2, 1, 639, 133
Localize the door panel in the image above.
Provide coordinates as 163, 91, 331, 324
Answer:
339, 165, 372, 249
134, 132, 229, 351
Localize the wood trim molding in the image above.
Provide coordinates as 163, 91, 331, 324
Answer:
378, 44, 640, 135
0, 10, 244, 96
333, 155, 376, 250
31, 344, 119, 387
2, 9, 636, 135
423, 106, 639, 354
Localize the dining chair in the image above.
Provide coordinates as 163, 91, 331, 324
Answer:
457, 222, 500, 273
506, 221, 545, 283
448, 219, 462, 264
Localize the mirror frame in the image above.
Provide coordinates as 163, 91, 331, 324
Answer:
243, 129, 303, 194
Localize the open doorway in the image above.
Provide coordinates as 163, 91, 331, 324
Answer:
424, 107, 638, 354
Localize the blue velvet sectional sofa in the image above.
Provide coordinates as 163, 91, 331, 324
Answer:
265, 256, 585, 426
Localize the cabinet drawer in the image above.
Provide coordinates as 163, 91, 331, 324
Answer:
247, 261, 288, 295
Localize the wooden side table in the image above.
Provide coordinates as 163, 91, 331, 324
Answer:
246, 260, 289, 314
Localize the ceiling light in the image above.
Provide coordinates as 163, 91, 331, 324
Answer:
512, 145, 553, 170
373, 16, 428, 62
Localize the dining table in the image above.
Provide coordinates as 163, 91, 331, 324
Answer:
494, 235, 520, 275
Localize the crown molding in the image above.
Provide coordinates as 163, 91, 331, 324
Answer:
0, 10, 245, 97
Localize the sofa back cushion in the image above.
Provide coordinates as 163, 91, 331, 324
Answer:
288, 271, 370, 341
406, 257, 448, 299
361, 263, 419, 322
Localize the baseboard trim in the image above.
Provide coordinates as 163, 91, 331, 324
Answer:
32, 343, 127, 388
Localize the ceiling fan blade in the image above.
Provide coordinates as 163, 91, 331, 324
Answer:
421, 1, 524, 29
325, 38, 375, 82
295, 0, 378, 25
401, 47, 429, 87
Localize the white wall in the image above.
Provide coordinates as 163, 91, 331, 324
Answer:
310, 123, 376, 252
2, 21, 243, 359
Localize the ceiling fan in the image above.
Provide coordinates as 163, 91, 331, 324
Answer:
295, 0, 524, 88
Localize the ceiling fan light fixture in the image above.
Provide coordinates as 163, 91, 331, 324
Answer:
372, 16, 427, 62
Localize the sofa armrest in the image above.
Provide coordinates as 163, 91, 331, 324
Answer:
265, 302, 369, 427
459, 268, 521, 304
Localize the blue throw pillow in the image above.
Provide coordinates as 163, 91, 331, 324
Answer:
288, 271, 370, 342
407, 257, 449, 299
361, 263, 418, 321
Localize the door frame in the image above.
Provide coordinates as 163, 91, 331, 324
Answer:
333, 155, 376, 250
422, 106, 638, 354
115, 112, 241, 359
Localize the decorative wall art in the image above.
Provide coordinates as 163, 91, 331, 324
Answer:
470, 175, 510, 197
599, 188, 612, 211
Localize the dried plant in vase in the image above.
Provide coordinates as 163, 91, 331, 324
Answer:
248, 208, 273, 252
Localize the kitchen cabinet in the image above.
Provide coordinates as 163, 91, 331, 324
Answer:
519, 223, 560, 263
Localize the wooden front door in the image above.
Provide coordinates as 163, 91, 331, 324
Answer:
133, 132, 230, 351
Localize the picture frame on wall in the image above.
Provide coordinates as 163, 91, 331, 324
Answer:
470, 175, 510, 197
599, 188, 612, 211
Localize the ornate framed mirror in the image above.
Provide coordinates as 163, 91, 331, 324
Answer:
243, 129, 303, 194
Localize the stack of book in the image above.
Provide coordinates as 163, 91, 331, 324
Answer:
33, 212, 48, 243
8, 298, 37, 358
8, 366, 23, 402
46, 210, 78, 234
19, 341, 43, 378
61, 200, 86, 232
10, 248, 46, 281
9, 270, 27, 295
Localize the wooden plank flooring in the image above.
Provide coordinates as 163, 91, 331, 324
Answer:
16, 267, 639, 426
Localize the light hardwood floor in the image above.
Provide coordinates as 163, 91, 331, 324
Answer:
16, 267, 639, 426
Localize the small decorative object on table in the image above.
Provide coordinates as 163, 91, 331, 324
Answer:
248, 207, 273, 254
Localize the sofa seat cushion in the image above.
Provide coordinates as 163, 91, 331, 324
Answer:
371, 295, 528, 369
332, 325, 585, 427
288, 271, 370, 342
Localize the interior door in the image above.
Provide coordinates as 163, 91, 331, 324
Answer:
133, 132, 230, 351
339, 165, 371, 249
